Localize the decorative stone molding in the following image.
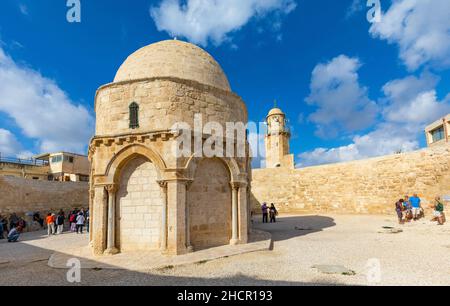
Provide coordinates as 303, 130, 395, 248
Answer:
105, 184, 118, 193
89, 130, 178, 153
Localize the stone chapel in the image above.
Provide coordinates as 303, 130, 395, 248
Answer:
88, 40, 251, 256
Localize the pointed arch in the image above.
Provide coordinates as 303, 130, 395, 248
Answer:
105, 144, 167, 184
184, 155, 241, 183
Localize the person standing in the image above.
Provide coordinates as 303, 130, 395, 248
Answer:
33, 212, 44, 228
69, 211, 77, 232
0, 216, 4, 240
0, 216, 7, 239
46, 213, 55, 236
85, 209, 90, 233
409, 194, 422, 221
9, 213, 19, 230
56, 212, 65, 234
431, 197, 446, 225
269, 203, 278, 223
76, 212, 85, 234
261, 203, 269, 223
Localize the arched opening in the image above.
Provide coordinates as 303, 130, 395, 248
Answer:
187, 158, 232, 250
115, 156, 163, 251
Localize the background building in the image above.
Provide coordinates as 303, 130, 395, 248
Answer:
265, 107, 294, 169
425, 114, 450, 147
0, 155, 49, 180
0, 152, 89, 182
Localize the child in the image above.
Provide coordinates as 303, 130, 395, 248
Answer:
395, 199, 405, 224
69, 212, 77, 232
403, 196, 413, 222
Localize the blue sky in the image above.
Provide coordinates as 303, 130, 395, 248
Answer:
0, 0, 449, 167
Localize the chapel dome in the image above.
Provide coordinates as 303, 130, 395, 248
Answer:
114, 40, 231, 92
268, 108, 285, 117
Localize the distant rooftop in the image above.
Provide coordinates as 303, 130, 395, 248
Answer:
0, 154, 49, 167
33, 152, 88, 161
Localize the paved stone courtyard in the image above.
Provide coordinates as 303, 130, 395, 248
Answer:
1, 214, 449, 286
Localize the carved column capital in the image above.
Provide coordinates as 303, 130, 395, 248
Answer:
157, 180, 168, 189
230, 181, 247, 190
105, 184, 118, 193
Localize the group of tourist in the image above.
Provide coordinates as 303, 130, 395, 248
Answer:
261, 202, 279, 223
0, 213, 27, 242
395, 194, 446, 225
46, 208, 89, 236
0, 207, 90, 243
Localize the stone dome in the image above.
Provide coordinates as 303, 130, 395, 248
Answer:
268, 108, 285, 117
114, 40, 231, 92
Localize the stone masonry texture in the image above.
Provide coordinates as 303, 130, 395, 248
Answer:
251, 144, 450, 215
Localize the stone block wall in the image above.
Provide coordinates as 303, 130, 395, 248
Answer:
187, 158, 232, 250
116, 157, 163, 251
251, 144, 450, 215
0, 176, 89, 221
95, 78, 247, 137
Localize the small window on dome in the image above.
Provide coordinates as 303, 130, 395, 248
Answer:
129, 102, 139, 129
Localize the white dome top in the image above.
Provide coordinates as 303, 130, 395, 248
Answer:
114, 40, 231, 92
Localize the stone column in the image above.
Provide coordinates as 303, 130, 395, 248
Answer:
88, 188, 95, 245
238, 183, 248, 243
230, 182, 240, 245
92, 186, 108, 256
166, 180, 189, 255
158, 181, 168, 252
185, 181, 194, 253
247, 185, 252, 235
104, 184, 119, 255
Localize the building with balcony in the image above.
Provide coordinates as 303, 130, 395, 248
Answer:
425, 114, 449, 147
0, 152, 89, 182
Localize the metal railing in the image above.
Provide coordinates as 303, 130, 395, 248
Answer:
0, 153, 49, 166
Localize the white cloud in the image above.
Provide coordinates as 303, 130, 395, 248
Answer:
369, 0, 450, 70
0, 128, 21, 157
299, 73, 450, 167
19, 4, 29, 16
0, 47, 94, 155
306, 55, 378, 138
382, 74, 449, 125
346, 0, 364, 18
0, 128, 33, 158
150, 0, 297, 46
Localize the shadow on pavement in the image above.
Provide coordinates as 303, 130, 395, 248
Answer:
253, 215, 336, 242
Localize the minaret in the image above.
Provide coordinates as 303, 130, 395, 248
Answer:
264, 105, 294, 169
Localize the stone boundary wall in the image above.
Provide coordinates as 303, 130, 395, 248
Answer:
251, 144, 450, 215
0, 176, 89, 227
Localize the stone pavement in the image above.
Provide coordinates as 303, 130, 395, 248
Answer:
48, 230, 271, 271
2, 214, 450, 286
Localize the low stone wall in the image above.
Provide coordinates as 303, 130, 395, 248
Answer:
251, 144, 450, 215
0, 176, 89, 230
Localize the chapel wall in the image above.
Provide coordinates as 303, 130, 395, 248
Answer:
95, 79, 247, 137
